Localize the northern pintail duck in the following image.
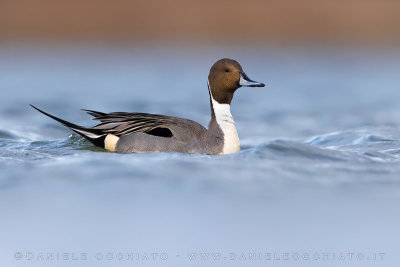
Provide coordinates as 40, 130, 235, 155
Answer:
31, 58, 265, 155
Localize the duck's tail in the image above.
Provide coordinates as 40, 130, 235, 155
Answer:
30, 104, 106, 147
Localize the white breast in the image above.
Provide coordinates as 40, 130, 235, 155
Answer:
210, 95, 240, 155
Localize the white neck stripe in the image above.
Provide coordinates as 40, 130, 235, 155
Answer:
208, 81, 240, 154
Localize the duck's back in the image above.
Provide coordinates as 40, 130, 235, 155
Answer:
114, 116, 214, 153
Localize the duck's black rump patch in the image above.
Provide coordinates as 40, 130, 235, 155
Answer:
146, 127, 173, 138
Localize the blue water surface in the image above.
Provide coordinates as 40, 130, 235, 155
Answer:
0, 44, 400, 266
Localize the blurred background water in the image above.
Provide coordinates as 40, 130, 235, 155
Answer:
1, 1, 400, 266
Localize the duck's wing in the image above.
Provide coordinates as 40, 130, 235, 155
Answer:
84, 109, 187, 137
32, 105, 198, 149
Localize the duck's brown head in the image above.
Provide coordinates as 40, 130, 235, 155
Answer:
208, 58, 265, 105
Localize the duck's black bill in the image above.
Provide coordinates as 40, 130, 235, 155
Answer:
239, 73, 265, 87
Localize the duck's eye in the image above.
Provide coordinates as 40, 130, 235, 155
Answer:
225, 68, 230, 72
